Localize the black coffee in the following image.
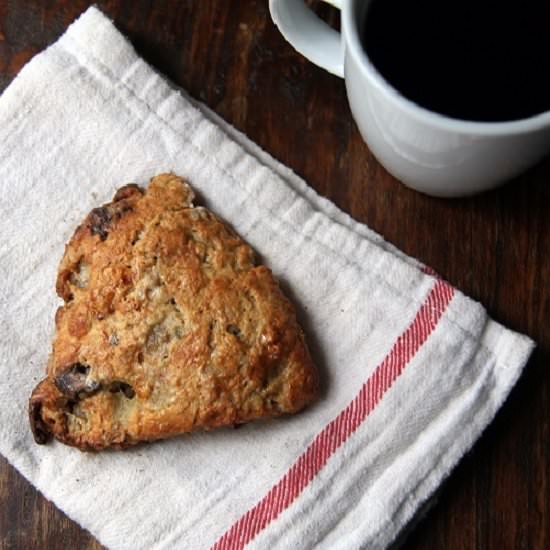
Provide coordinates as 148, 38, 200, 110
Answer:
362, 0, 550, 122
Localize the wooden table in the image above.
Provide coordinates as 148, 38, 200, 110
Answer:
0, 1, 548, 548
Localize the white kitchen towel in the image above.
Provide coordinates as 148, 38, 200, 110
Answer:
0, 7, 534, 550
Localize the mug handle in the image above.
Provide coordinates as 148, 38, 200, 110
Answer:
269, 0, 344, 78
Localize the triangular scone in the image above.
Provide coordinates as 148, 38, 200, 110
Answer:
29, 174, 318, 450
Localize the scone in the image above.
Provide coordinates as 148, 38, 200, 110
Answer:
29, 174, 318, 450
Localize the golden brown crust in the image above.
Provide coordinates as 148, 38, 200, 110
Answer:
29, 174, 318, 450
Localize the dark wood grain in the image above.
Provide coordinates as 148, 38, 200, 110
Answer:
0, 1, 548, 549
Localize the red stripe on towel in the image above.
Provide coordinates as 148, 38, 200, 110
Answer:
213, 279, 455, 550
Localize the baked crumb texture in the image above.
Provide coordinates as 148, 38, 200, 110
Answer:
29, 174, 318, 450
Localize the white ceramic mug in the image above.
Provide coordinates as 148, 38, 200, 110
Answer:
269, 0, 550, 197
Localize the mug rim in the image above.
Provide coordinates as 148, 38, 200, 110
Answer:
344, 0, 550, 136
